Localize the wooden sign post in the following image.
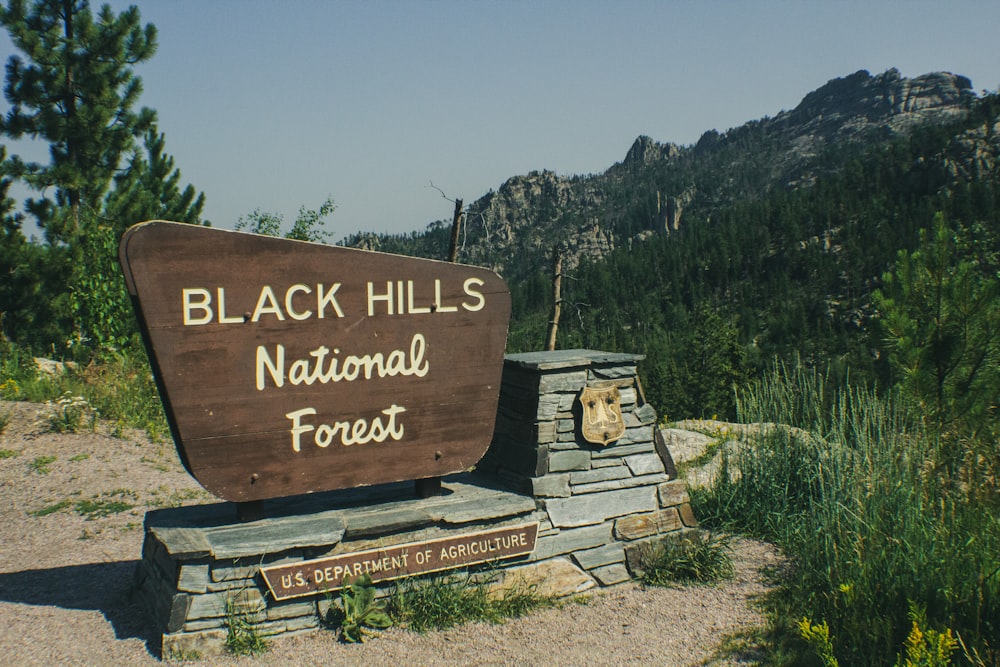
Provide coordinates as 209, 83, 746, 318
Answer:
119, 221, 511, 502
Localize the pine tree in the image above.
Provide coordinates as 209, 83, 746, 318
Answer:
874, 214, 1000, 436
102, 125, 206, 231
0, 0, 157, 241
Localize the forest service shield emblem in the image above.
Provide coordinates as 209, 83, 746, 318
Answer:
579, 385, 625, 446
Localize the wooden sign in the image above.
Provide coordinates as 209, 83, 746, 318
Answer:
118, 221, 511, 502
579, 385, 625, 446
261, 522, 539, 601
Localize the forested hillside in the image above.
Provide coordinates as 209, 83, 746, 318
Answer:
345, 69, 1000, 422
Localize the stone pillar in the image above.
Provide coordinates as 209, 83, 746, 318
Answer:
480, 349, 698, 587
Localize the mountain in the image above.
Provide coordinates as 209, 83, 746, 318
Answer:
350, 69, 985, 276
343, 69, 1000, 419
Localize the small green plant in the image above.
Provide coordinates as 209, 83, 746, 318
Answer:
0, 377, 21, 399
326, 574, 392, 643
639, 531, 734, 586
30, 499, 72, 517
69, 453, 89, 462
799, 618, 840, 667
166, 646, 201, 662
0, 410, 10, 434
45, 393, 94, 433
29, 454, 57, 474
0, 448, 19, 459
224, 593, 269, 656
74, 489, 137, 519
895, 605, 958, 667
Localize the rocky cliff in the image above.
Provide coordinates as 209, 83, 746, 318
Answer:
354, 69, 994, 283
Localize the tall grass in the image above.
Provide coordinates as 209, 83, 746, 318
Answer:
0, 340, 169, 440
694, 364, 999, 665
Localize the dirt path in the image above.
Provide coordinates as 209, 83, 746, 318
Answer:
0, 400, 779, 665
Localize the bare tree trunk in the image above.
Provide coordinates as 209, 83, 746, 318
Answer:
447, 198, 463, 263
546, 248, 562, 351
63, 0, 80, 230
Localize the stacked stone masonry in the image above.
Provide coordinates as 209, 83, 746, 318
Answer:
135, 349, 697, 656
479, 350, 697, 588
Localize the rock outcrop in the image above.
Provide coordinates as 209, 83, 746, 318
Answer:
369, 69, 992, 285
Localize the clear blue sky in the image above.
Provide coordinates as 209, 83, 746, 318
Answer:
3, 1, 999, 241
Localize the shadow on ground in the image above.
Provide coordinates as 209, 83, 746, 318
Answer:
0, 560, 160, 657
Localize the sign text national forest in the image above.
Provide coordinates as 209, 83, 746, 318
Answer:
119, 221, 511, 502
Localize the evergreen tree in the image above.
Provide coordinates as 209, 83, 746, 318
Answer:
874, 214, 1000, 436
0, 0, 157, 241
0, 1, 205, 355
102, 125, 205, 230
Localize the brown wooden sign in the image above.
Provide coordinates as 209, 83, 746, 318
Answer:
118, 221, 511, 502
261, 522, 538, 601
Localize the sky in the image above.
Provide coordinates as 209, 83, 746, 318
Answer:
2, 0, 1000, 242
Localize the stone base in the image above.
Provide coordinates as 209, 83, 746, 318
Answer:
136, 349, 698, 656
136, 473, 696, 656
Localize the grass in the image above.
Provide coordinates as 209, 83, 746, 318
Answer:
0, 409, 9, 435
323, 570, 558, 640
75, 489, 138, 519
29, 454, 57, 474
693, 363, 1000, 666
145, 486, 210, 508
30, 499, 73, 517
45, 394, 95, 433
639, 531, 734, 587
28, 490, 138, 519
0, 340, 169, 441
387, 570, 557, 633
224, 592, 269, 656
0, 448, 18, 459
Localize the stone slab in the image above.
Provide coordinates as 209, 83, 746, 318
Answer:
625, 453, 665, 476
591, 442, 657, 459
569, 466, 631, 485
531, 474, 571, 498
207, 515, 345, 560
498, 557, 596, 597
590, 562, 631, 586
570, 472, 669, 495
548, 450, 591, 472
544, 487, 658, 528
537, 393, 563, 421
539, 370, 588, 393
504, 349, 644, 372
657, 480, 691, 507
176, 563, 209, 594
588, 365, 637, 379
613, 508, 682, 541
532, 522, 613, 560
572, 543, 626, 570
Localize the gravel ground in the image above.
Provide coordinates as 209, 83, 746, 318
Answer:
0, 399, 781, 666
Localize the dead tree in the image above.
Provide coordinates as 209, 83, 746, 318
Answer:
546, 247, 562, 351
447, 198, 463, 263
